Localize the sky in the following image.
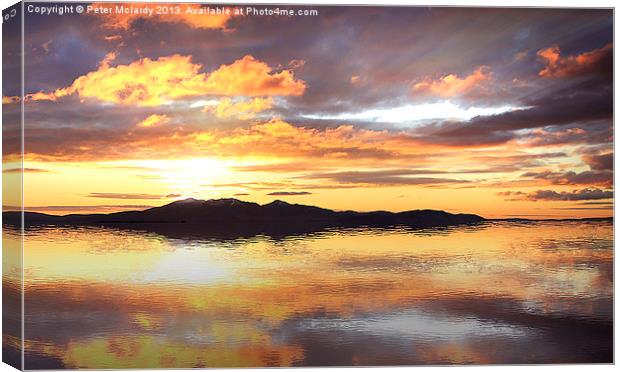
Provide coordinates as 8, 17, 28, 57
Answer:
2, 3, 614, 218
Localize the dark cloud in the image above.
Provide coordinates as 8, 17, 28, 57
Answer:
520, 122, 612, 147
14, 205, 152, 213
2, 168, 51, 173
267, 191, 313, 196
520, 170, 612, 187
537, 43, 612, 78
19, 6, 613, 121
87, 193, 180, 200
300, 169, 469, 186
164, 194, 182, 198
551, 206, 613, 210
506, 188, 614, 201
466, 152, 568, 171
582, 152, 613, 171
416, 76, 612, 147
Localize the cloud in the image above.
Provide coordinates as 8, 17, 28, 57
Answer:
137, 114, 170, 128
523, 188, 613, 201
412, 66, 492, 98
2, 96, 20, 104
3, 168, 50, 173
98, 51, 118, 69
514, 50, 528, 61
25, 54, 306, 106
551, 206, 613, 210
496, 190, 526, 201
10, 118, 418, 162
204, 56, 306, 97
416, 78, 612, 147
301, 169, 468, 186
16, 205, 153, 214
209, 180, 353, 191
266, 191, 312, 196
232, 163, 320, 173
198, 119, 409, 160
164, 194, 182, 198
520, 170, 612, 187
469, 152, 567, 168
41, 40, 52, 54
12, 113, 581, 175
520, 126, 612, 147
87, 193, 181, 200
103, 35, 122, 41
582, 152, 613, 171
537, 43, 612, 78
90, 3, 236, 31
204, 97, 273, 119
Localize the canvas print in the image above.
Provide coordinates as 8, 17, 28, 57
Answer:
2, 1, 614, 369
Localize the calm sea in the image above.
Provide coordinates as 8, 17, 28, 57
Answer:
2, 220, 613, 368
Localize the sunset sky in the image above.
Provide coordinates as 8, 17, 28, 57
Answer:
2, 3, 613, 218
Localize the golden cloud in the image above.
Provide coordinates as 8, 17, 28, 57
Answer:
190, 119, 418, 160
2, 96, 20, 104
99, 51, 118, 69
537, 43, 612, 78
17, 115, 583, 189
19, 118, 418, 162
203, 56, 306, 97
25, 54, 306, 106
412, 66, 491, 98
90, 3, 236, 31
137, 114, 170, 128
204, 97, 273, 119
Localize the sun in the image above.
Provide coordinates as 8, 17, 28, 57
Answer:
121, 158, 233, 196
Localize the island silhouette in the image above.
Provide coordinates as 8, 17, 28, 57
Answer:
3, 198, 487, 240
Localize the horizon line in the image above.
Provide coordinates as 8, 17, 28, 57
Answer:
2, 197, 614, 221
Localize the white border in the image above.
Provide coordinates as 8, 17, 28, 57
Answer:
0, 1, 616, 372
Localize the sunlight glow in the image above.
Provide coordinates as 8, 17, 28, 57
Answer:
303, 102, 525, 125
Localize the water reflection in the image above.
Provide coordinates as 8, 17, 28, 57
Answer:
4, 220, 613, 367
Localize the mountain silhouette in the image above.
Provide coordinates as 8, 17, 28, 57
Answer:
3, 198, 485, 239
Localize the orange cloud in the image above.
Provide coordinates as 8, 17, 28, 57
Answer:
25, 54, 306, 106
17, 115, 578, 185
18, 118, 419, 162
137, 114, 170, 128
103, 35, 122, 42
24, 89, 72, 102
537, 43, 613, 78
204, 56, 306, 97
99, 51, 118, 69
89, 3, 236, 31
514, 50, 528, 61
204, 97, 273, 119
2, 96, 20, 104
195, 119, 411, 159
412, 66, 491, 98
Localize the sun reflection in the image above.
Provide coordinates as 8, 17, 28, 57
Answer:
12, 220, 614, 368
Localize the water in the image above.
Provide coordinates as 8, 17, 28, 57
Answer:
3, 220, 613, 368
